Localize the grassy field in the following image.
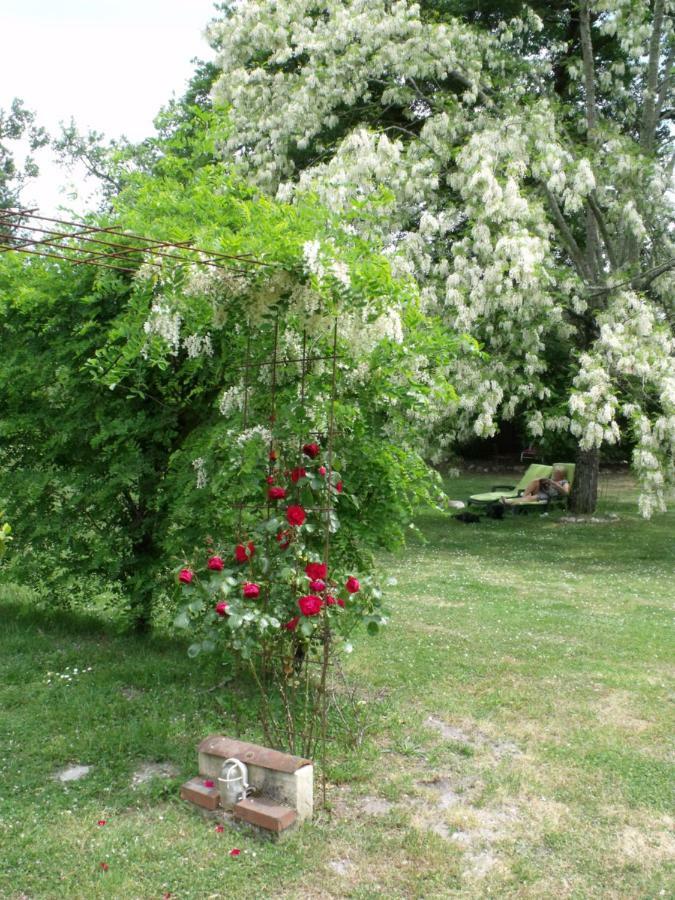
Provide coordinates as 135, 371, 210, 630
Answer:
0, 471, 673, 899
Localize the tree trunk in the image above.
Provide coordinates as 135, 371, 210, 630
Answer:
569, 447, 599, 514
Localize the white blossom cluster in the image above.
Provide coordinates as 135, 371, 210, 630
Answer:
219, 384, 246, 417
143, 302, 182, 355
192, 456, 208, 489
184, 333, 214, 359
569, 292, 675, 516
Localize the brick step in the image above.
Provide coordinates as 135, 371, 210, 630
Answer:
233, 796, 297, 834
180, 777, 221, 811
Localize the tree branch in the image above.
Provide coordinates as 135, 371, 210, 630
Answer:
655, 45, 674, 129
586, 192, 619, 270
541, 184, 593, 282
578, 1, 598, 138
587, 256, 675, 295
640, 0, 667, 152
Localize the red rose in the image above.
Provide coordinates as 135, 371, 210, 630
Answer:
215, 824, 224, 833
336, 481, 343, 493
276, 529, 291, 550
298, 595, 323, 616
309, 579, 326, 592
269, 450, 277, 461
243, 582, 260, 599
266, 475, 275, 485
215, 601, 229, 617
97, 819, 106, 826
229, 848, 241, 857
346, 577, 360, 593
286, 505, 306, 527
283, 616, 300, 631
234, 542, 255, 564
100, 863, 109, 872
178, 568, 193, 584
207, 555, 224, 571
290, 466, 307, 483
203, 779, 215, 788
268, 486, 287, 500
302, 442, 320, 459
326, 595, 345, 607
318, 465, 327, 476
305, 561, 327, 580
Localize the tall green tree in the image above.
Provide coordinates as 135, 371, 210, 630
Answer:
0, 98, 48, 210
0, 106, 456, 628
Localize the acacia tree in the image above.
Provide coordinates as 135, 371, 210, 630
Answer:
209, 0, 675, 514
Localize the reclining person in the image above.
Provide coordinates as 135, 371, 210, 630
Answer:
503, 467, 570, 505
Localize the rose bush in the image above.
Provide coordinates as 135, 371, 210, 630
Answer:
174, 437, 387, 753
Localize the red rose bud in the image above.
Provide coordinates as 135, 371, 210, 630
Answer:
234, 541, 255, 563
336, 481, 343, 493
266, 475, 275, 485
298, 595, 323, 617
305, 561, 327, 580
100, 863, 109, 872
326, 595, 345, 607
276, 529, 291, 550
269, 450, 277, 461
302, 442, 320, 459
215, 601, 229, 617
243, 582, 260, 599
283, 616, 300, 631
229, 848, 241, 857
318, 465, 327, 476
286, 505, 306, 527
346, 576, 360, 594
215, 824, 224, 833
338, 597, 345, 607
178, 568, 193, 584
207, 555, 224, 571
268, 486, 287, 500
290, 466, 307, 483
97, 820, 106, 826
309, 579, 326, 592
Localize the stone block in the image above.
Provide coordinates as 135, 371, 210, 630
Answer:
197, 735, 313, 822
180, 777, 221, 811
234, 797, 297, 833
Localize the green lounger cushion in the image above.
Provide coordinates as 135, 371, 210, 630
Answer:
469, 464, 552, 505
503, 462, 577, 507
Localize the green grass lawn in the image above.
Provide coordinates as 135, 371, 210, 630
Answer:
1, 471, 673, 899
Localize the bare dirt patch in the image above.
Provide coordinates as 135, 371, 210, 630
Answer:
619, 821, 675, 865
53, 764, 91, 782
131, 761, 180, 787
120, 686, 144, 700
417, 775, 483, 810
594, 690, 653, 733
358, 796, 394, 816
425, 715, 522, 758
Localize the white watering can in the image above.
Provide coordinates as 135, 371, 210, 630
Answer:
218, 757, 251, 809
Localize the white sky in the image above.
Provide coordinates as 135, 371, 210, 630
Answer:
1, 0, 219, 214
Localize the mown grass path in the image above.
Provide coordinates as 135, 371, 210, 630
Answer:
0, 473, 672, 898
